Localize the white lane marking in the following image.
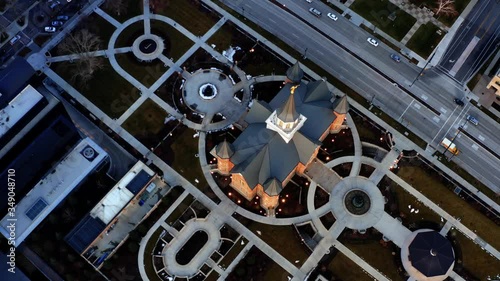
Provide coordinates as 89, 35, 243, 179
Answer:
433, 116, 440, 123
472, 144, 479, 150
421, 95, 428, 100
440, 107, 447, 114
478, 135, 485, 141
413, 103, 421, 109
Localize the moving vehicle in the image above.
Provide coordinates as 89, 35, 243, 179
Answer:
454, 98, 464, 107
367, 38, 379, 47
441, 138, 459, 155
390, 53, 401, 62
466, 114, 478, 125
44, 26, 56, 33
56, 15, 69, 21
309, 8, 322, 17
306, 0, 312, 3
9, 35, 21, 45
51, 21, 64, 27
327, 13, 338, 21
49, 1, 60, 9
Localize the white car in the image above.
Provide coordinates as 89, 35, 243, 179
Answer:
327, 13, 338, 21
367, 37, 379, 47
306, 0, 312, 3
44, 26, 56, 33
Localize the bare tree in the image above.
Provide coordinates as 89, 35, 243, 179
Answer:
102, 0, 128, 16
433, 0, 458, 17
58, 29, 104, 87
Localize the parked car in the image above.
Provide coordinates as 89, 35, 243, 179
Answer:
454, 98, 465, 107
56, 15, 69, 21
51, 21, 64, 27
390, 53, 401, 62
49, 1, 60, 9
306, 0, 312, 3
44, 26, 57, 33
327, 13, 338, 21
367, 37, 379, 47
9, 35, 21, 45
466, 114, 478, 125
309, 7, 322, 17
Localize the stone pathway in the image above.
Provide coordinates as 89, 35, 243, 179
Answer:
400, 21, 422, 45
26, 0, 499, 279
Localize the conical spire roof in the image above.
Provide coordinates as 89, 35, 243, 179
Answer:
333, 95, 349, 114
276, 86, 300, 122
214, 139, 234, 159
263, 178, 282, 196
286, 61, 304, 84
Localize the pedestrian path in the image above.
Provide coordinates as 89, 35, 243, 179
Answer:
401, 21, 421, 45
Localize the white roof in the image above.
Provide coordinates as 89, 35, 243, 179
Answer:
89, 161, 153, 224
0, 138, 108, 246
0, 85, 43, 138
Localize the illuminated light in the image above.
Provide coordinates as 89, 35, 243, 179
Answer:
285, 194, 289, 198
326, 156, 330, 160
305, 182, 309, 186
237, 200, 241, 204
255, 202, 258, 204
281, 199, 286, 203
228, 192, 232, 196
380, 137, 383, 141
256, 196, 259, 199
279, 209, 282, 212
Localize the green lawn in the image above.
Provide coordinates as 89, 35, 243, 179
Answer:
101, 0, 143, 23
115, 20, 193, 61
345, 240, 403, 280
116, 53, 168, 87
390, 180, 442, 224
406, 22, 445, 59
328, 252, 373, 281
53, 61, 140, 118
88, 13, 117, 49
169, 127, 207, 186
350, 0, 416, 41
122, 98, 168, 140
453, 230, 500, 280
397, 166, 500, 250
155, 0, 221, 36
219, 237, 249, 268
244, 222, 310, 267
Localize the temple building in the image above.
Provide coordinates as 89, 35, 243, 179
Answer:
211, 62, 349, 215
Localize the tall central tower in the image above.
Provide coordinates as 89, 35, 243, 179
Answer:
265, 85, 307, 143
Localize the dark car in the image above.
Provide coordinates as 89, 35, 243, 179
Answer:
51, 21, 64, 27
454, 98, 465, 107
390, 53, 401, 62
56, 15, 69, 21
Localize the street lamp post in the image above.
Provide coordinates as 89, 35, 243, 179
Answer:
410, 50, 436, 87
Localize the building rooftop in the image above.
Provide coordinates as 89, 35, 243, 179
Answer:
0, 114, 79, 213
90, 162, 154, 224
0, 57, 35, 108
0, 138, 108, 246
0, 85, 44, 138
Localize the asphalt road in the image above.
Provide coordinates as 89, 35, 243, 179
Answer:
438, 0, 500, 83
224, 0, 500, 191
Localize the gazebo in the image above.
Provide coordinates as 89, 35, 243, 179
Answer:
401, 229, 455, 281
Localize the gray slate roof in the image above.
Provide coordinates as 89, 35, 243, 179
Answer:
263, 178, 283, 196
210, 139, 234, 159
227, 78, 341, 189
286, 61, 304, 84
276, 91, 300, 122
333, 95, 349, 114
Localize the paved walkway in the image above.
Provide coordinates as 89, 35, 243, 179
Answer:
28, 0, 498, 279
